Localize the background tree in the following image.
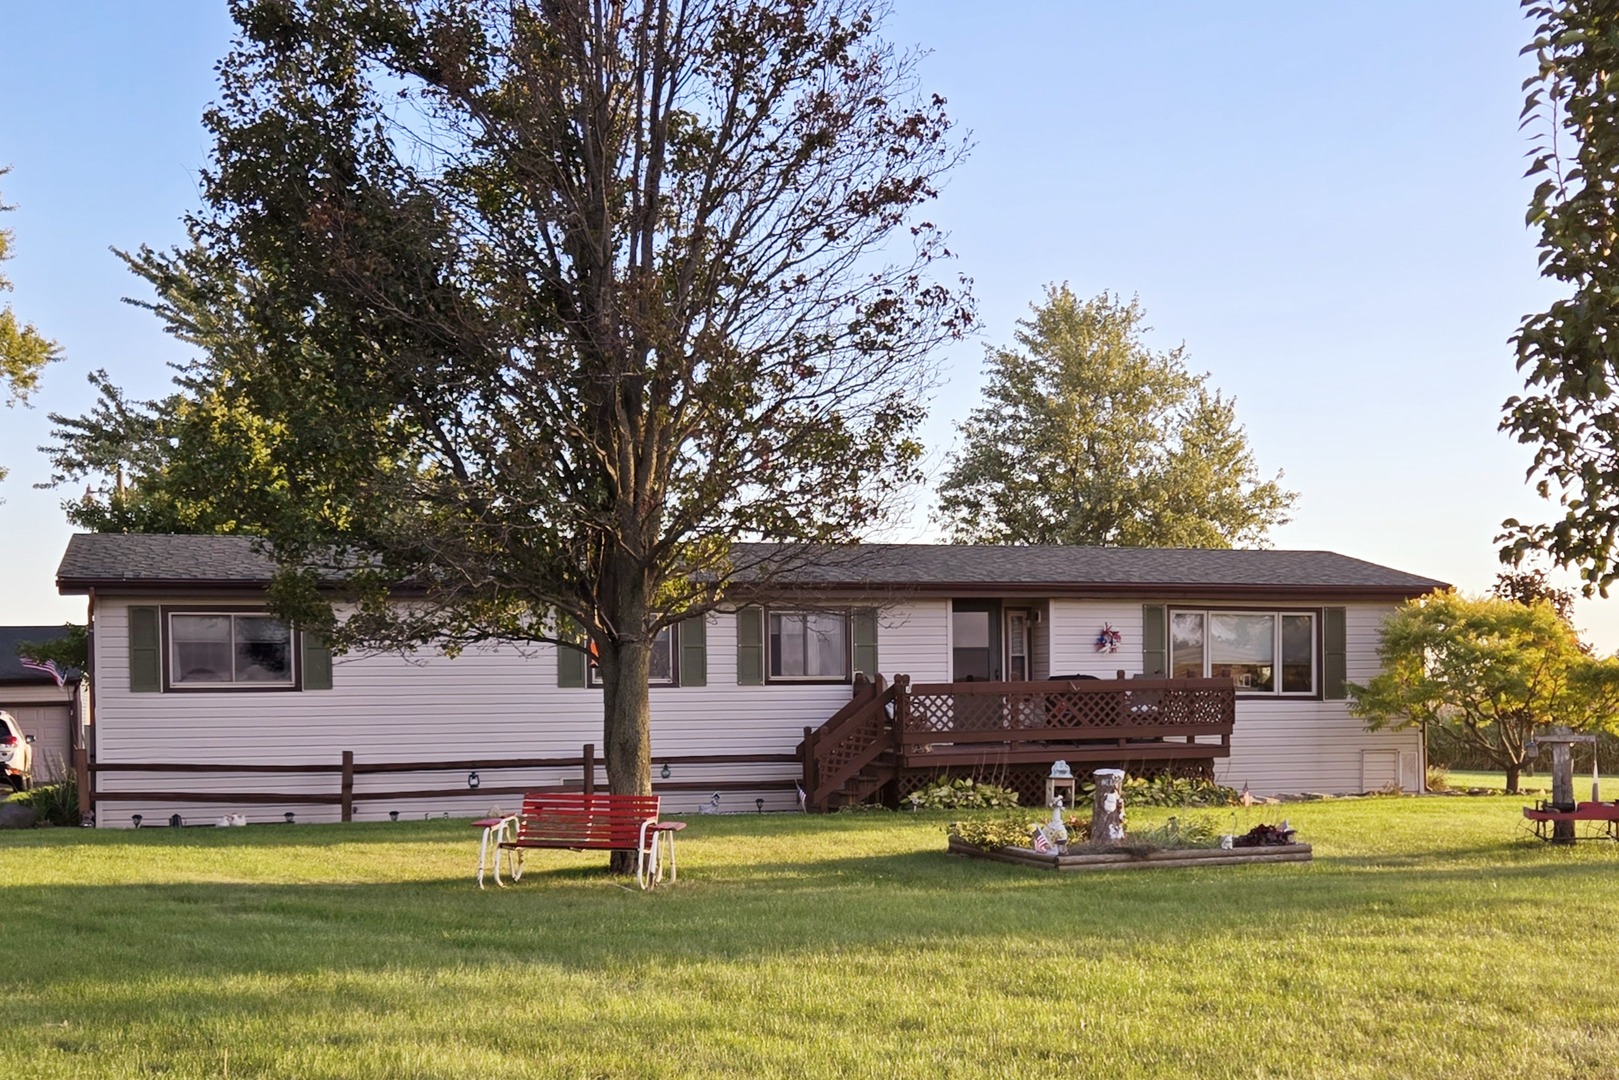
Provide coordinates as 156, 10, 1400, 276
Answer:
1349, 591, 1619, 794
1, 166, 61, 486
44, 0, 971, 848
936, 286, 1294, 547
15, 625, 88, 675
1492, 564, 1579, 625
1502, 0, 1619, 592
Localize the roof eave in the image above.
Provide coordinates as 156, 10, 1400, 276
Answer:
57, 577, 273, 596
761, 580, 1448, 601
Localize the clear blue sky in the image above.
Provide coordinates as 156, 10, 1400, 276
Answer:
0, 3, 1602, 645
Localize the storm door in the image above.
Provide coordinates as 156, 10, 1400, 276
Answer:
1005, 609, 1030, 682
951, 600, 1002, 682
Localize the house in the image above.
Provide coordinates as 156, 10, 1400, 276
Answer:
56, 533, 1446, 826
0, 625, 88, 783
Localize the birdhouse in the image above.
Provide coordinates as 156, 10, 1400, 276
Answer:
1046, 760, 1076, 808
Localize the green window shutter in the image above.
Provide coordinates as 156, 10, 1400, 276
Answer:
1323, 607, 1348, 700
129, 606, 161, 693
301, 632, 333, 691
852, 608, 879, 678
1141, 605, 1167, 677
736, 607, 764, 685
557, 644, 587, 688
679, 615, 707, 688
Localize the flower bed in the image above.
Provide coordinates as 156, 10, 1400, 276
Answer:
945, 835, 1313, 872
946, 813, 1312, 872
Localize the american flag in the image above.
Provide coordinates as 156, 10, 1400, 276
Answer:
18, 656, 64, 688
1031, 828, 1051, 853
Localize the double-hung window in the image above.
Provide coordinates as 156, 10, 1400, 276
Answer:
169, 612, 295, 687
768, 611, 850, 681
588, 625, 678, 687
1170, 610, 1316, 695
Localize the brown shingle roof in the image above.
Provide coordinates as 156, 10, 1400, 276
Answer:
58, 533, 1448, 599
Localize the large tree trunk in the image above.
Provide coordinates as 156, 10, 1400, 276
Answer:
599, 637, 654, 874
598, 554, 656, 874
1504, 762, 1521, 796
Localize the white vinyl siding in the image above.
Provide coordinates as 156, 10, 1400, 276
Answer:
1046, 598, 1419, 795
90, 595, 951, 825
87, 591, 1421, 820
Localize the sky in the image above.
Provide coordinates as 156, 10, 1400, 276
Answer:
0, 3, 1604, 645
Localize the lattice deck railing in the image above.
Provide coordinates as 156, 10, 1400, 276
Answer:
900, 678, 1235, 751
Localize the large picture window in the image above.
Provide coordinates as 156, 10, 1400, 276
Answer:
768, 611, 850, 681
169, 613, 294, 687
1169, 610, 1316, 695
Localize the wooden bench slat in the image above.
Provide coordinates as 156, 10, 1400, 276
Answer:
501, 793, 662, 854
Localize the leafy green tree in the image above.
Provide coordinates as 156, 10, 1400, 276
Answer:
44, 0, 970, 841
0, 166, 61, 485
1502, 1, 1619, 592
1349, 591, 1619, 793
936, 286, 1294, 547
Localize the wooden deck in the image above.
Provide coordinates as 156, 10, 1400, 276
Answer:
799, 675, 1236, 812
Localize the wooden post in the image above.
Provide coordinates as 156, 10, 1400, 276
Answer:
74, 746, 91, 822
801, 726, 817, 811
1550, 738, 1576, 844
582, 743, 595, 795
1092, 768, 1126, 844
340, 750, 354, 823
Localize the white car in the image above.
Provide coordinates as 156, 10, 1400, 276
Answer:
0, 711, 35, 792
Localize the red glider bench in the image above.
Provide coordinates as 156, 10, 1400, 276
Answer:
1522, 801, 1619, 842
474, 793, 684, 889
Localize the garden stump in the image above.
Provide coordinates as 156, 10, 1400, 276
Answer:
1092, 768, 1125, 843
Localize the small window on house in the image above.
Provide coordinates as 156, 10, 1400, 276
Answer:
170, 613, 293, 686
1168, 609, 1317, 696
768, 611, 850, 681
1170, 612, 1205, 679
588, 625, 677, 686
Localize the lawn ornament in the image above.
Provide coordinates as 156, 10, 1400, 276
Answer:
1091, 768, 1126, 843
698, 792, 721, 814
1046, 797, 1069, 852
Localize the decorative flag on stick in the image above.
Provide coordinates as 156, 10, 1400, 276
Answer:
18, 656, 64, 688
1030, 827, 1051, 853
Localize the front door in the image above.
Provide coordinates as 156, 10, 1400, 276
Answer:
1005, 609, 1030, 682
952, 600, 1002, 681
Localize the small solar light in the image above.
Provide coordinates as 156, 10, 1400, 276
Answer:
661, 763, 671, 780
131, 814, 143, 828
169, 814, 183, 828
388, 810, 399, 822
284, 811, 295, 824
467, 770, 481, 790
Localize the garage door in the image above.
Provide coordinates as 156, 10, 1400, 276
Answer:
5, 705, 72, 781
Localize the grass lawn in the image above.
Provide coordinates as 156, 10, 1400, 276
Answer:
2, 798, 1617, 1078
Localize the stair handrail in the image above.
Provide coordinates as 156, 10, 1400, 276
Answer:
805, 677, 898, 810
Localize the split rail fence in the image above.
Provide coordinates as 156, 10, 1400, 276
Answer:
72, 746, 798, 822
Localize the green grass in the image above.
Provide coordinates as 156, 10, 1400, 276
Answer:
2, 799, 1617, 1078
